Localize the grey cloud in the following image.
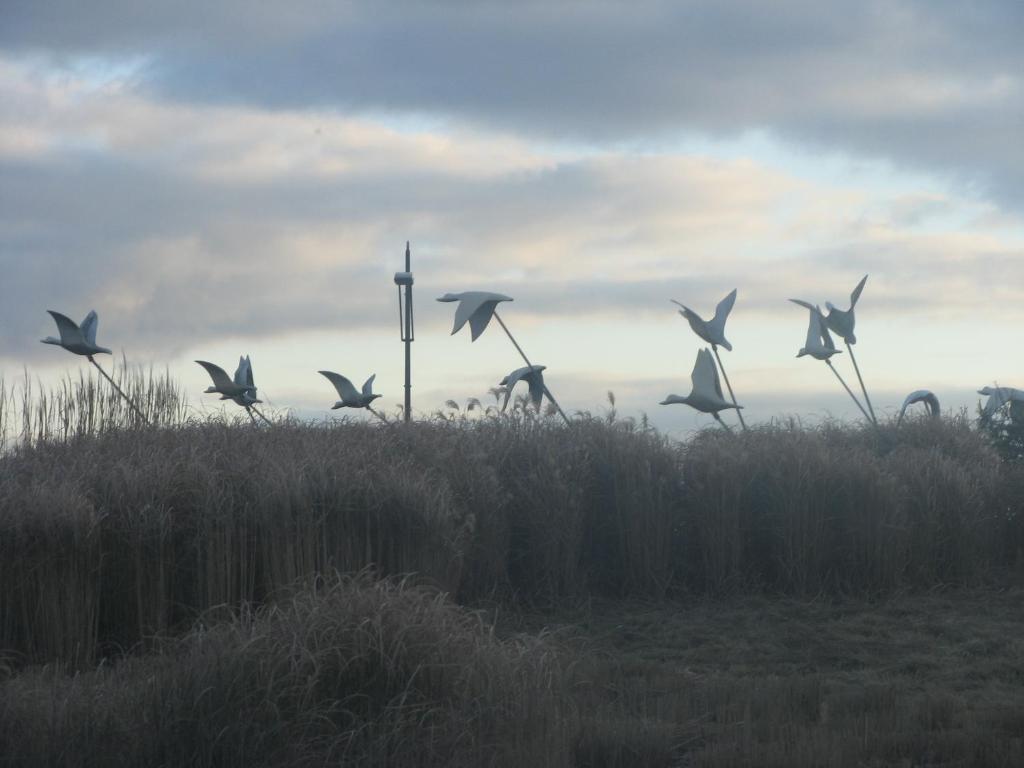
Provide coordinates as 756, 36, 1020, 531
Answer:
4, 1, 1024, 210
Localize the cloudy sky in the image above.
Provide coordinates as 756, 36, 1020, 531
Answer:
2, 1, 1022, 432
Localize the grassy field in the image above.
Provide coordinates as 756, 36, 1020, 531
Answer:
1, 371, 1023, 765
524, 588, 1024, 766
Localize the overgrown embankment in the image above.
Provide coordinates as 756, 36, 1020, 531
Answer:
1, 414, 1021, 669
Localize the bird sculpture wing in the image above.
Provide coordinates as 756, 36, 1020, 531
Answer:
319, 370, 359, 401
441, 292, 512, 340
803, 307, 822, 349
711, 289, 737, 329
46, 310, 83, 345
500, 365, 544, 411
691, 349, 723, 399
451, 295, 479, 336
789, 298, 823, 316
361, 374, 376, 396
195, 360, 235, 389
670, 300, 700, 326
818, 308, 838, 351
897, 395, 913, 425
499, 366, 527, 411
234, 356, 255, 389
849, 275, 868, 309
467, 303, 495, 341
898, 389, 940, 424
709, 350, 726, 399
526, 369, 546, 410
80, 310, 99, 346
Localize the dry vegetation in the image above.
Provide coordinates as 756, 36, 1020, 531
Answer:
0, 371, 1022, 765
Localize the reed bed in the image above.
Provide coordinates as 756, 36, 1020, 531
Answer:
0, 362, 188, 450
0, 404, 1022, 670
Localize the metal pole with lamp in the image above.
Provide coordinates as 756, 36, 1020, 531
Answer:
394, 242, 415, 424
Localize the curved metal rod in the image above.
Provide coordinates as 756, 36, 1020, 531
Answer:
89, 357, 151, 426
248, 404, 274, 426
844, 342, 877, 425
712, 344, 747, 431
825, 359, 873, 423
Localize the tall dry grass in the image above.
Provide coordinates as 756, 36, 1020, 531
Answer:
0, 573, 577, 768
0, 361, 187, 450
0, 373, 1022, 669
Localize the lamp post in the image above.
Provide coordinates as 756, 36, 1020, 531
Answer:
394, 242, 414, 424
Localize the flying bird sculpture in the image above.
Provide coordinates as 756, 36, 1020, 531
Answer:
42, 310, 112, 358
499, 365, 547, 412
319, 371, 382, 412
791, 275, 876, 424
822, 274, 867, 345
671, 288, 736, 351
669, 288, 746, 430
438, 289, 571, 425
791, 302, 840, 361
897, 389, 940, 426
42, 308, 150, 425
660, 348, 742, 433
977, 386, 1024, 421
436, 291, 513, 341
790, 301, 871, 422
197, 357, 258, 400
196, 356, 271, 425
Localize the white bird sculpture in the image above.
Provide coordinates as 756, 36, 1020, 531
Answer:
669, 288, 746, 430
897, 389, 940, 426
438, 288, 571, 425
822, 274, 867, 345
196, 356, 270, 425
42, 308, 150, 425
670, 288, 737, 351
977, 386, 1024, 420
791, 302, 841, 361
196, 357, 258, 401
790, 275, 875, 424
660, 348, 742, 432
436, 291, 513, 341
499, 365, 547, 412
319, 371, 382, 410
789, 299, 872, 423
41, 309, 112, 359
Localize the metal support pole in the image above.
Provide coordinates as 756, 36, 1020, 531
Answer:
825, 359, 873, 423
845, 342, 877, 425
89, 356, 151, 426
711, 344, 747, 431
249, 404, 274, 426
396, 242, 414, 424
